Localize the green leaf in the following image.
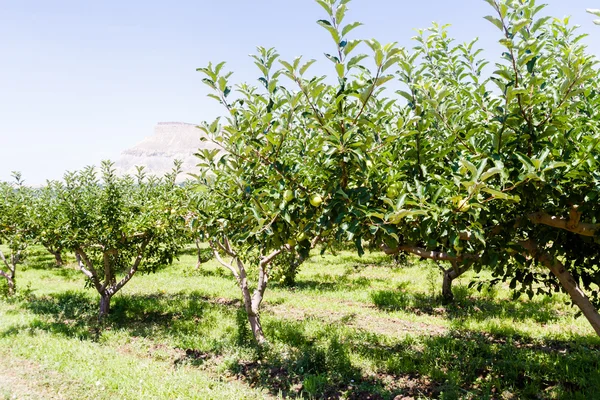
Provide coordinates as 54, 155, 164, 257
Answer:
460, 159, 478, 178
396, 90, 413, 102
335, 4, 347, 25
512, 18, 530, 33
347, 54, 367, 69
484, 15, 504, 31
315, 0, 332, 15
299, 59, 317, 76
480, 167, 502, 182
335, 63, 345, 78
342, 22, 363, 37
587, 8, 600, 17
343, 39, 361, 56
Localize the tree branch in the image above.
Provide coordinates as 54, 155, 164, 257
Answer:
528, 211, 598, 237
75, 249, 103, 293
520, 238, 600, 336
111, 240, 149, 295
0, 269, 10, 280
259, 248, 284, 267
0, 249, 11, 271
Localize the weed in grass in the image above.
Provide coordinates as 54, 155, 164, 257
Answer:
371, 288, 411, 311
303, 373, 328, 398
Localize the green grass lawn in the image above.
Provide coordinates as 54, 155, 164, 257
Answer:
0, 245, 599, 399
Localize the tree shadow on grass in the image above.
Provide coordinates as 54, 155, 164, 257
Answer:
274, 271, 383, 293
227, 316, 600, 399
370, 285, 569, 325
8, 289, 600, 399
282, 275, 375, 292
22, 246, 77, 269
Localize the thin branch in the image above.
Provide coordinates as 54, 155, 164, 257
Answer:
209, 240, 240, 280
112, 240, 149, 294
260, 248, 284, 267
353, 65, 382, 125
0, 249, 11, 271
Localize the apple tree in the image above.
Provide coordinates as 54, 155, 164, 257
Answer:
0, 173, 33, 295
357, 0, 600, 335
30, 180, 68, 266
193, 0, 415, 343
52, 161, 188, 317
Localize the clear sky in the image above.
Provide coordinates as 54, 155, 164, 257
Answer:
1, 0, 598, 184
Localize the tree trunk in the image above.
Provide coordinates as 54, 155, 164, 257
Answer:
195, 238, 202, 269
5, 275, 15, 296
522, 240, 600, 337
238, 266, 268, 345
441, 263, 471, 303
246, 311, 267, 345
0, 250, 16, 296
441, 269, 454, 303
52, 251, 64, 266
209, 239, 279, 345
99, 292, 112, 319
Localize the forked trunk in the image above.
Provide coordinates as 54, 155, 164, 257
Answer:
441, 263, 471, 303
238, 267, 269, 345
522, 240, 600, 336
210, 239, 280, 345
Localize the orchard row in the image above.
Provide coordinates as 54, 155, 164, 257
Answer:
3, 0, 600, 342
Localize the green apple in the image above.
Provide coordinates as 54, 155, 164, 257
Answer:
283, 189, 294, 202
386, 186, 399, 198
309, 193, 323, 207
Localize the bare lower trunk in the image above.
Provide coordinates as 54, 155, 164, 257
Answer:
522, 240, 600, 337
99, 293, 112, 319
210, 239, 282, 345
246, 311, 267, 345
195, 238, 202, 269
0, 250, 17, 296
1, 268, 16, 296
239, 265, 268, 345
53, 251, 64, 266
441, 263, 471, 303
4, 274, 15, 296
8, 267, 15, 295
441, 270, 454, 302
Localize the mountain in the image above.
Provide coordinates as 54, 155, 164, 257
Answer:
114, 122, 217, 181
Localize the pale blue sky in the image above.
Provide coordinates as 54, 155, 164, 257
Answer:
1, 0, 598, 184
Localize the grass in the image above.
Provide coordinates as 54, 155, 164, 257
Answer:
0, 245, 599, 399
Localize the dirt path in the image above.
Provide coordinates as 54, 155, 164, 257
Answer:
266, 301, 448, 337
0, 352, 65, 400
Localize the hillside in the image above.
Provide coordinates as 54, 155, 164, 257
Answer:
114, 122, 217, 180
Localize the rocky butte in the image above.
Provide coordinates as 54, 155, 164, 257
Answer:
114, 122, 218, 181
